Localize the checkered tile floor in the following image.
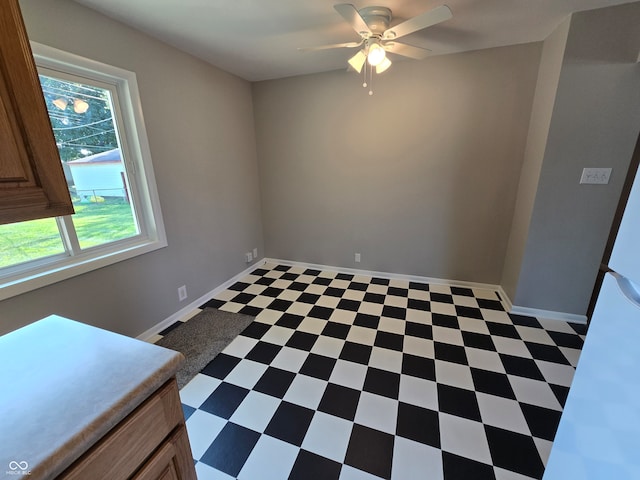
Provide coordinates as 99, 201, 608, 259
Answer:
162, 262, 586, 480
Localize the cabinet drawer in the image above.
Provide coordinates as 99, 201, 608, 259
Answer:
132, 425, 196, 480
60, 379, 183, 480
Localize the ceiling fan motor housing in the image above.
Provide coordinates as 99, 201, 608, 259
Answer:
358, 6, 392, 35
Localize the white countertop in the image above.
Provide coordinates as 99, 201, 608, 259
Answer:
0, 315, 183, 480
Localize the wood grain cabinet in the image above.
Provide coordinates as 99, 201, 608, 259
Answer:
0, 0, 74, 225
60, 379, 197, 480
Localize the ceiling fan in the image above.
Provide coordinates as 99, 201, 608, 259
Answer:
303, 4, 453, 78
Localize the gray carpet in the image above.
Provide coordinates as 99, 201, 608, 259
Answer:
156, 308, 255, 389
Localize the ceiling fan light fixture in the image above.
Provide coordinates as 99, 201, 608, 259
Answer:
367, 42, 386, 66
52, 98, 68, 110
376, 57, 392, 74
348, 50, 367, 73
73, 98, 89, 114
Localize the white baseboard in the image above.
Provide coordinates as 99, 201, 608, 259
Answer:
136, 259, 266, 341
498, 289, 588, 325
264, 258, 503, 293
510, 305, 588, 324
138, 256, 587, 342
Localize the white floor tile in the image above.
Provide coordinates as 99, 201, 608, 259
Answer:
492, 337, 532, 358
430, 303, 457, 316
465, 347, 506, 373
369, 347, 403, 373
229, 390, 281, 432
195, 461, 235, 480
476, 392, 531, 435
270, 346, 308, 373
535, 360, 576, 387
354, 391, 398, 434
398, 375, 439, 411
186, 410, 226, 459
180, 374, 222, 408
378, 317, 406, 334
283, 374, 328, 409
224, 359, 268, 389
508, 375, 563, 411
223, 335, 259, 358
391, 437, 444, 480
402, 336, 435, 357
298, 317, 327, 334
301, 411, 354, 462
515, 326, 554, 345
346, 325, 377, 345
311, 335, 346, 358
330, 309, 358, 325
340, 465, 383, 479
260, 325, 295, 345
432, 325, 464, 346
237, 435, 299, 480
439, 413, 493, 465
329, 359, 368, 390
435, 360, 474, 390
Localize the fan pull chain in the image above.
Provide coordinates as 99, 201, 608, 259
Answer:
369, 63, 374, 96
362, 62, 367, 88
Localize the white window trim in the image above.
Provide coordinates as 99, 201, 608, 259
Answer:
0, 43, 167, 301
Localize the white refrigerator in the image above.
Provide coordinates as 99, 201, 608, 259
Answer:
543, 169, 640, 479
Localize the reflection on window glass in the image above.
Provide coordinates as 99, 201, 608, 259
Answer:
39, 74, 139, 250
0, 217, 65, 268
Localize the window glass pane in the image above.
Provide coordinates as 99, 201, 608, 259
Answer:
0, 218, 65, 268
39, 74, 139, 249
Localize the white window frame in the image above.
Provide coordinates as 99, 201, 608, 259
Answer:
0, 43, 167, 301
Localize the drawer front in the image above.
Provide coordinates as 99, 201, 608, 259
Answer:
60, 379, 183, 480
132, 426, 196, 480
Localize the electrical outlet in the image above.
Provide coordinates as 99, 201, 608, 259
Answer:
253, 247, 258, 259
245, 252, 253, 263
355, 253, 361, 263
580, 167, 612, 184
178, 285, 187, 301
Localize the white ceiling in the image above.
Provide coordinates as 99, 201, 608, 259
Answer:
73, 0, 636, 81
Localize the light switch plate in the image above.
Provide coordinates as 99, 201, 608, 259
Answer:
580, 168, 612, 185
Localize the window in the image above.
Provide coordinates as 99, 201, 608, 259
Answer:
0, 43, 166, 300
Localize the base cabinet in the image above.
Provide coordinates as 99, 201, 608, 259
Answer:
59, 379, 196, 480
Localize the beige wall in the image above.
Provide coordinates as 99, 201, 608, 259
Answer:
501, 18, 571, 301
510, 3, 640, 315
0, 0, 264, 336
253, 44, 541, 283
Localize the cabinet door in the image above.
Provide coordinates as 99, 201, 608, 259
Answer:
0, 0, 74, 224
132, 426, 197, 480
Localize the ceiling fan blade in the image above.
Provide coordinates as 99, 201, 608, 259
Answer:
384, 42, 431, 60
299, 41, 363, 52
334, 4, 371, 36
384, 5, 452, 40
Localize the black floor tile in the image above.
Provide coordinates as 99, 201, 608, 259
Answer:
402, 354, 436, 381
353, 313, 380, 329
525, 342, 571, 365
299, 353, 336, 380
405, 321, 432, 339
345, 424, 395, 479
456, 306, 483, 319
470, 368, 516, 400
264, 401, 315, 446
201, 353, 241, 379
437, 384, 482, 422
241, 321, 271, 339
308, 305, 334, 320
253, 367, 296, 399
339, 342, 372, 365
484, 425, 545, 479
432, 313, 460, 329
442, 452, 495, 480
322, 321, 351, 339
363, 367, 400, 399
486, 322, 520, 339
520, 403, 562, 441
245, 341, 282, 365
462, 331, 496, 351
289, 450, 342, 480
200, 382, 250, 419
435, 342, 469, 365
286, 331, 319, 351
499, 354, 545, 381
375, 331, 404, 351
200, 422, 260, 477
317, 383, 361, 421
396, 403, 440, 447
276, 313, 304, 329
382, 305, 406, 320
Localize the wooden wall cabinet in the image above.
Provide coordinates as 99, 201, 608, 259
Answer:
0, 0, 74, 225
